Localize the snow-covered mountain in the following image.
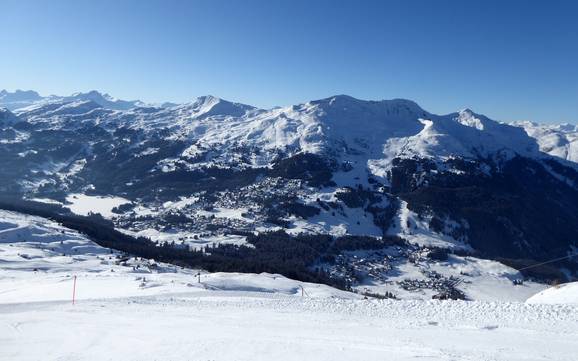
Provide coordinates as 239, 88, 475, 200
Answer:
0, 89, 43, 110
5, 92, 549, 169
1, 90, 577, 300
512, 121, 578, 163
0, 90, 561, 166
0, 89, 145, 111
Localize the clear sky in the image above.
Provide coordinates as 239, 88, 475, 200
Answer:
1, 0, 577, 123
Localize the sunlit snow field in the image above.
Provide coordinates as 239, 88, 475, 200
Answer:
2, 290, 577, 361
1, 209, 576, 361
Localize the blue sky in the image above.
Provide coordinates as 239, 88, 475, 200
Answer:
1, 0, 577, 123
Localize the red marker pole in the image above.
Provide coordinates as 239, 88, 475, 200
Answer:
72, 275, 77, 305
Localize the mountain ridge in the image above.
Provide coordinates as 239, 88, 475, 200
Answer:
1, 88, 577, 298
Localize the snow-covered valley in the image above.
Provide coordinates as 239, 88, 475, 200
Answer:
0, 211, 575, 361
0, 208, 547, 303
1, 89, 578, 360
0, 179, 576, 360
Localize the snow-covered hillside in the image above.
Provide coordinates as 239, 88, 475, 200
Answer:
0, 209, 546, 302
0, 210, 353, 303
1, 202, 576, 360
526, 282, 578, 305
512, 121, 578, 163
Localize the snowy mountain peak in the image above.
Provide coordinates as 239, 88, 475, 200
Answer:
310, 95, 427, 117
301, 96, 429, 145
455, 108, 486, 130
182, 95, 257, 118
70, 90, 113, 101
320, 94, 363, 106
64, 91, 143, 110
191, 95, 223, 109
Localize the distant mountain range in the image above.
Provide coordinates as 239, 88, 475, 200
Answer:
0, 89, 146, 111
1, 89, 577, 299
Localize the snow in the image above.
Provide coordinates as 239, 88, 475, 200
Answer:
526, 282, 578, 305
183, 95, 256, 118
288, 203, 383, 237
5, 90, 576, 175
0, 89, 144, 111
512, 121, 578, 163
209, 207, 251, 221
0, 210, 109, 275
29, 198, 63, 205
0, 272, 351, 305
0, 128, 29, 144
9, 91, 575, 191
2, 290, 577, 361
433, 255, 545, 302
387, 200, 470, 249
28, 93, 549, 171
0, 209, 350, 304
0, 90, 42, 110
162, 195, 200, 210
120, 227, 249, 249
62, 158, 86, 178
118, 226, 195, 244
350, 252, 546, 302
380, 110, 538, 169
193, 234, 249, 249
65, 193, 130, 218
1, 210, 576, 361
137, 147, 159, 156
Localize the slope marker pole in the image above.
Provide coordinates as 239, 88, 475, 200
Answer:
72, 275, 77, 305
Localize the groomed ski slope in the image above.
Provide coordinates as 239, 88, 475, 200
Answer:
1, 291, 577, 361
1, 209, 577, 361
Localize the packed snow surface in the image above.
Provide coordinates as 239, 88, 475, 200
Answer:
2, 291, 577, 361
